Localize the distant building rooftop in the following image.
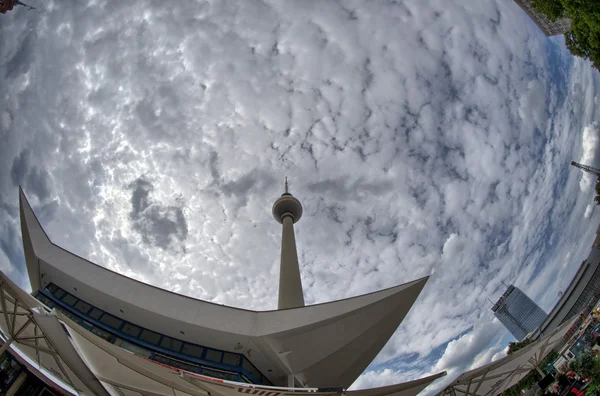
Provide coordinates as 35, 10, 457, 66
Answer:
512, 0, 571, 36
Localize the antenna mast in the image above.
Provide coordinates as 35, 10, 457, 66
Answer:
571, 161, 600, 177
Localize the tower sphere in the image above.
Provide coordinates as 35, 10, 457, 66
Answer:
272, 192, 303, 224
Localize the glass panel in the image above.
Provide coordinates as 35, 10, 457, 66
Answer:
122, 323, 141, 337
222, 352, 240, 366
139, 329, 161, 345
205, 349, 222, 363
90, 327, 112, 342
61, 294, 77, 306
81, 320, 93, 330
160, 337, 182, 352
114, 338, 152, 358
46, 284, 57, 293
59, 309, 82, 325
242, 358, 261, 381
100, 314, 123, 329
53, 288, 65, 299
74, 300, 91, 314
182, 343, 204, 358
36, 295, 55, 308
89, 308, 103, 319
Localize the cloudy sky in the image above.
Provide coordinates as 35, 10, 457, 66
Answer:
1, 0, 600, 393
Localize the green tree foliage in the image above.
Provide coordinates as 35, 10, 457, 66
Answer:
569, 351, 600, 378
532, 0, 565, 21
508, 338, 534, 355
532, 0, 600, 71
595, 178, 600, 205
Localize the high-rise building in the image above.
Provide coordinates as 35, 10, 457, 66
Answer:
492, 285, 547, 340
512, 0, 571, 36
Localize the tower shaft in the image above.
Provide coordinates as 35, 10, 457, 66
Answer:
571, 161, 600, 176
278, 215, 305, 309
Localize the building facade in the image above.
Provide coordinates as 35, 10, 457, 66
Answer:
536, 248, 600, 338
492, 285, 547, 340
512, 0, 571, 36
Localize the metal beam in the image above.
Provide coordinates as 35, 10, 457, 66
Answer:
17, 334, 47, 341
470, 370, 488, 396
0, 288, 12, 335
13, 317, 32, 339
17, 340, 57, 355
11, 299, 19, 336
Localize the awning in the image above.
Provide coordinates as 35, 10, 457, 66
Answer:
59, 310, 446, 396
0, 271, 109, 395
437, 317, 576, 396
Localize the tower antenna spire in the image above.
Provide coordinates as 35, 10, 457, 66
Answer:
571, 161, 600, 177
285, 177, 289, 194
15, 1, 35, 10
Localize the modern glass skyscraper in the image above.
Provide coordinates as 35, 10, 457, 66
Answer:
492, 285, 547, 340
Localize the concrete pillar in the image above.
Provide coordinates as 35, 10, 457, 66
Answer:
0, 337, 13, 356
278, 215, 305, 310
6, 372, 27, 396
536, 367, 544, 377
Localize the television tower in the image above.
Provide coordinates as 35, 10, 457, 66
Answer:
272, 178, 305, 309
571, 161, 600, 177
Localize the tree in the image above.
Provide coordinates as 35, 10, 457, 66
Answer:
508, 338, 534, 355
532, 0, 600, 72
569, 351, 600, 378
532, 0, 565, 21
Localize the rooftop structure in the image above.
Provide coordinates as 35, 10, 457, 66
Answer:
0, 186, 445, 395
492, 285, 547, 341
437, 317, 577, 396
535, 248, 600, 338
512, 0, 571, 36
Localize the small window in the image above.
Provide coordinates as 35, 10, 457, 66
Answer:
114, 338, 152, 358
46, 284, 57, 293
122, 323, 141, 337
53, 288, 65, 299
100, 314, 123, 329
223, 352, 241, 366
61, 294, 78, 306
91, 327, 112, 341
74, 300, 91, 314
205, 349, 222, 363
139, 329, 161, 345
160, 337, 182, 352
182, 343, 204, 358
89, 308, 103, 320
60, 309, 82, 325
36, 295, 55, 308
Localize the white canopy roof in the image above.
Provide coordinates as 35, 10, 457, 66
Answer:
0, 268, 447, 396
60, 309, 446, 396
19, 188, 431, 388
437, 317, 577, 396
0, 270, 109, 395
